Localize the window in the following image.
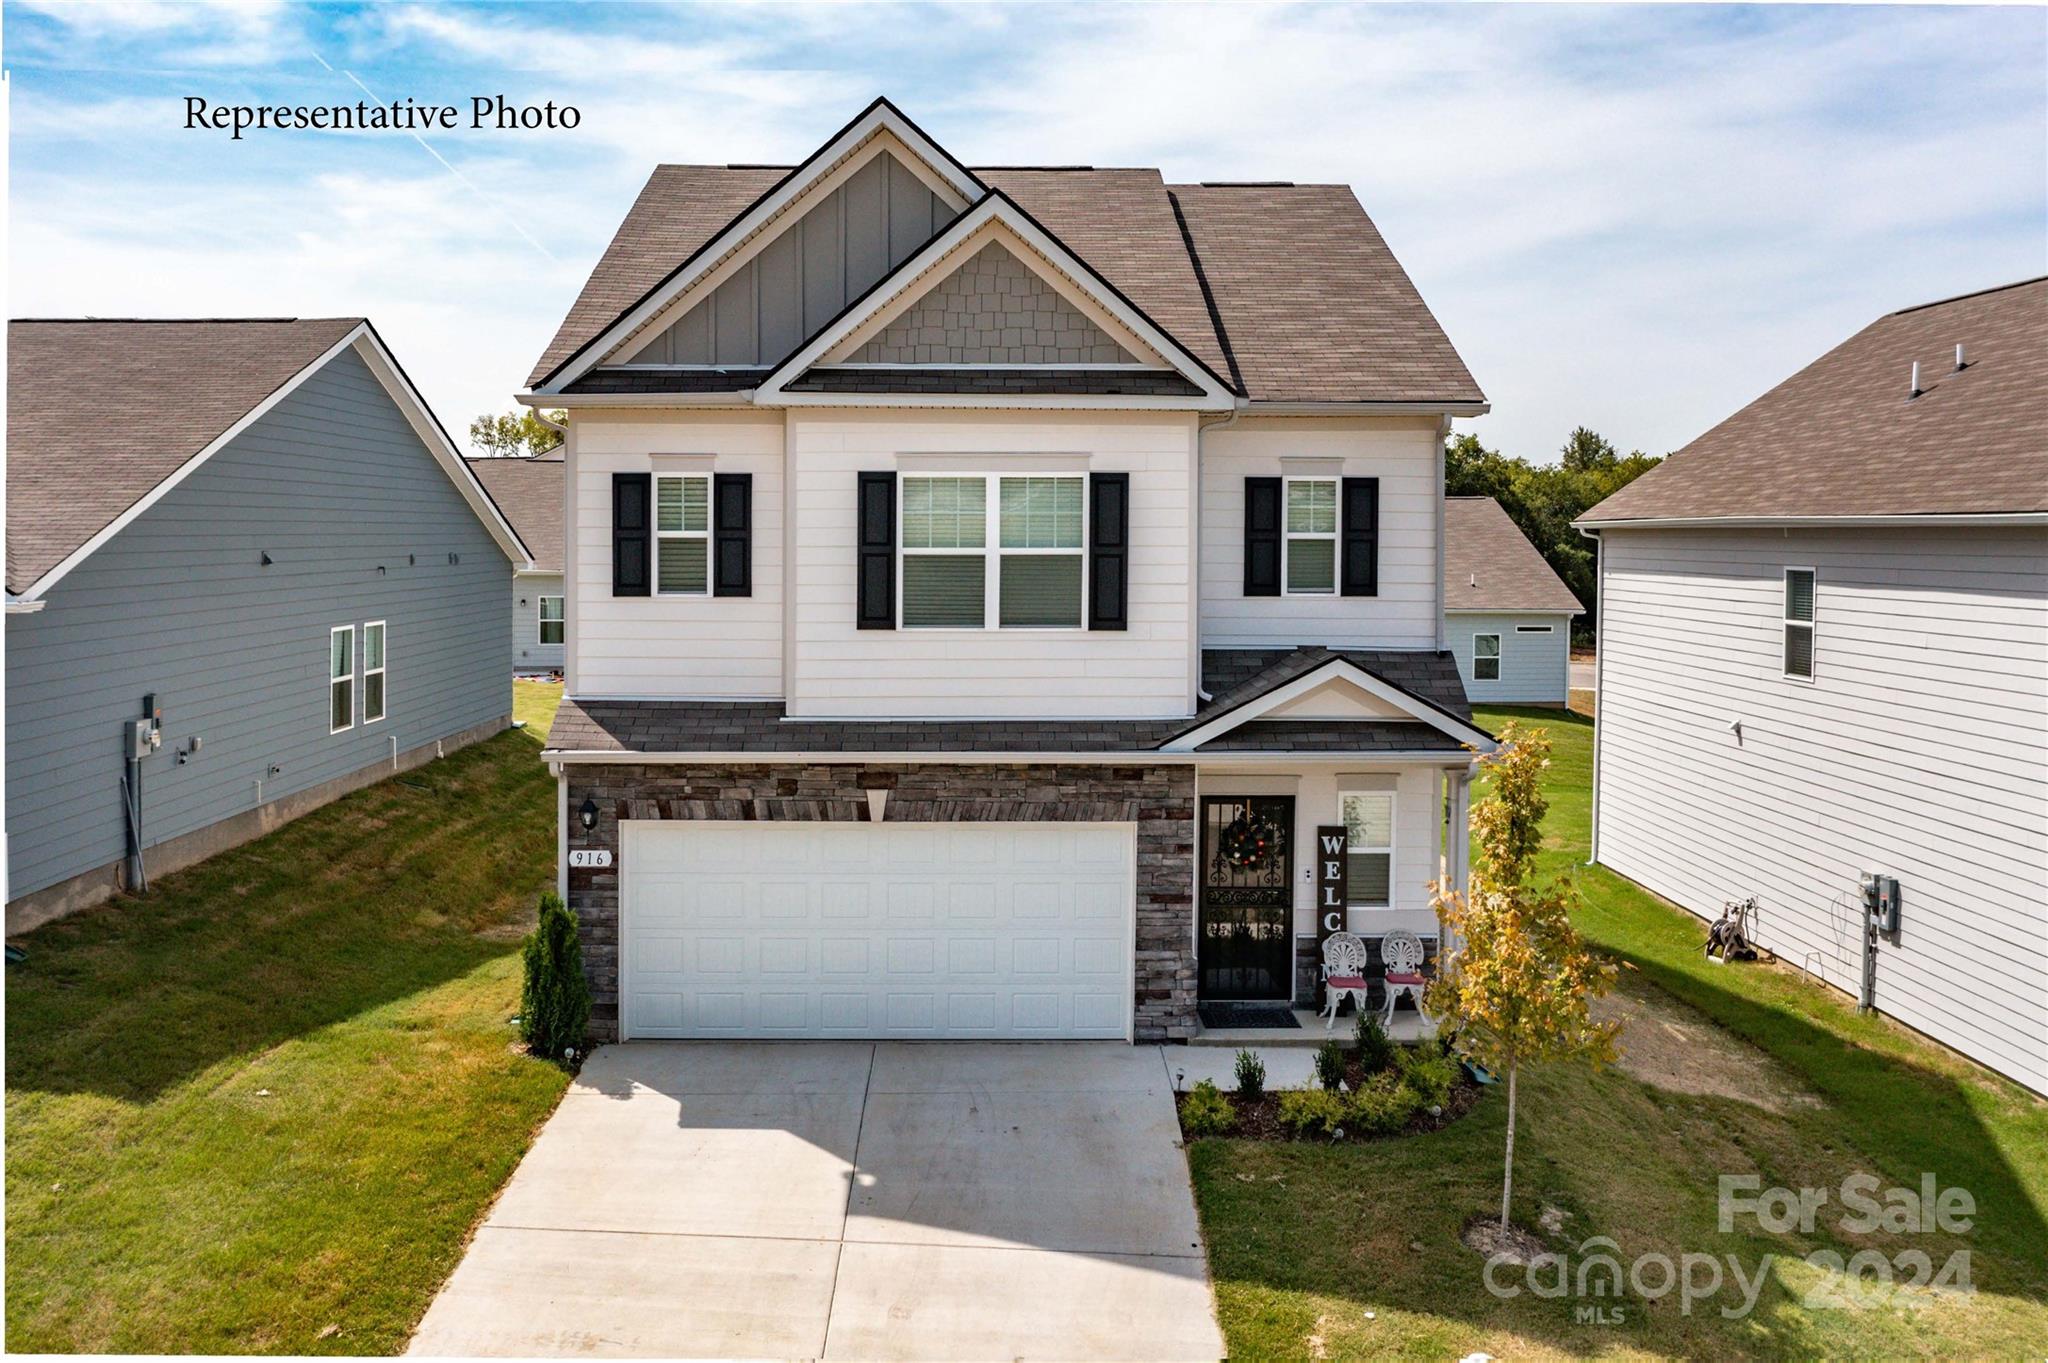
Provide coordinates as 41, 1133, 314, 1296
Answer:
654, 474, 709, 595
538, 595, 564, 645
329, 626, 354, 733
363, 621, 387, 724
1284, 478, 1337, 594
1784, 568, 1816, 679
1340, 791, 1395, 908
1473, 633, 1502, 681
900, 474, 1085, 629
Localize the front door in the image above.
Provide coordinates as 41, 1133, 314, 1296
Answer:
1198, 795, 1295, 1000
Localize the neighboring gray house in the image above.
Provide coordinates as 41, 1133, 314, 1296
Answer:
1579, 277, 2047, 1094
5, 318, 532, 932
1442, 496, 1581, 705
466, 451, 565, 674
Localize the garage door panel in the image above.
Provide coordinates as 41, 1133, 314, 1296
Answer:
623, 821, 1134, 1040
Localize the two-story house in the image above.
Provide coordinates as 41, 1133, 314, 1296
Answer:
527, 100, 1492, 1044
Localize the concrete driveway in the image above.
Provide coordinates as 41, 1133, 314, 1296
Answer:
409, 1042, 1224, 1360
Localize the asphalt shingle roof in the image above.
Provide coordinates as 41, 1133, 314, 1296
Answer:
1582, 278, 2048, 524
464, 452, 564, 573
7, 317, 363, 595
1443, 497, 1583, 614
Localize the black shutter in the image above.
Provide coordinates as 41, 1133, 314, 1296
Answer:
611, 472, 651, 597
1341, 476, 1380, 597
713, 473, 752, 597
1243, 476, 1281, 596
1088, 472, 1129, 630
857, 472, 895, 629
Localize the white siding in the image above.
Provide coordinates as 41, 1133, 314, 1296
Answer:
1201, 417, 1442, 650
1593, 525, 2048, 1093
568, 411, 785, 698
514, 573, 564, 673
1447, 611, 1573, 704
785, 408, 1199, 717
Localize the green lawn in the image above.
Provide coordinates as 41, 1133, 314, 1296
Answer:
1190, 706, 2048, 1360
5, 684, 572, 1354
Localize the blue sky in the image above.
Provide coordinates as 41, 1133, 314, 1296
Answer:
6, 1, 2043, 458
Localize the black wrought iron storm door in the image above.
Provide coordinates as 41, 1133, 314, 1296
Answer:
1198, 795, 1295, 1000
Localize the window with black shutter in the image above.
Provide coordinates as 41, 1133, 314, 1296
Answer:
713, 473, 752, 597
1243, 476, 1281, 596
857, 472, 896, 629
1088, 472, 1128, 630
611, 472, 651, 597
1341, 476, 1380, 597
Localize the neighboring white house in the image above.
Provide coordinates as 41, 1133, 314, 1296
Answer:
521, 99, 1496, 1044
466, 450, 565, 675
1443, 496, 1581, 705
1579, 277, 2047, 1094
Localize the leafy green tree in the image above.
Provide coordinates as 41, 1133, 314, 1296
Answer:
470, 409, 565, 457
1429, 724, 1619, 1231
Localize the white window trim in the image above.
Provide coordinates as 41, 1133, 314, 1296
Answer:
1281, 476, 1338, 597
654, 473, 711, 597
1340, 789, 1396, 911
1472, 632, 1502, 682
897, 472, 1089, 632
363, 620, 387, 725
329, 624, 355, 735
538, 595, 565, 645
1783, 566, 1817, 682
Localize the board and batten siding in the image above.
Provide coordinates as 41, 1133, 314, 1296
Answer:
514, 573, 565, 673
567, 410, 785, 698
1447, 611, 1573, 704
786, 408, 1199, 718
1201, 417, 1443, 650
1593, 525, 2048, 1092
5, 347, 511, 905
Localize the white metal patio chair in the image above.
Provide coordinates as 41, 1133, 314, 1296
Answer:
1320, 931, 1370, 1030
1380, 929, 1432, 1028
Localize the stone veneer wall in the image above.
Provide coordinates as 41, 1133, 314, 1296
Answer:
564, 762, 1197, 1044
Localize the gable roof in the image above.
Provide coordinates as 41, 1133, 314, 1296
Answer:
525, 105, 1482, 409
1165, 647, 1492, 752
7, 318, 530, 597
465, 451, 564, 573
1444, 497, 1582, 613
1581, 277, 2048, 526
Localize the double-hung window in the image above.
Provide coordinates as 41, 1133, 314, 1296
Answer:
363, 621, 387, 724
538, 595, 564, 645
1340, 790, 1395, 909
654, 474, 710, 595
1783, 568, 1816, 679
329, 626, 354, 733
1284, 478, 1337, 594
1473, 632, 1502, 681
900, 474, 1085, 629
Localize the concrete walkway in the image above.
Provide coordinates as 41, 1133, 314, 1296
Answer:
409, 1042, 1224, 1360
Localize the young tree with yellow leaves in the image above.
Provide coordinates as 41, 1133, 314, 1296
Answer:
1429, 721, 1619, 1232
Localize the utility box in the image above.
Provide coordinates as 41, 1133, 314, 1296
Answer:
1862, 871, 1902, 937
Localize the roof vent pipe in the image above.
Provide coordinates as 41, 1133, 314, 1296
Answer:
1955, 343, 1966, 372
1908, 360, 1922, 399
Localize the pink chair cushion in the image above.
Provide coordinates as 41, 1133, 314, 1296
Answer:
1385, 972, 1426, 986
1327, 975, 1368, 990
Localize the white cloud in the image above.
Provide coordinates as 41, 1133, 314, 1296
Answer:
10, 0, 292, 67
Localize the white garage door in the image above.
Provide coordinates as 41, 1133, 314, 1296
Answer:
620, 820, 1136, 1040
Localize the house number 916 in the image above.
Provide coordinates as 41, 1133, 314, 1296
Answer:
567, 849, 612, 868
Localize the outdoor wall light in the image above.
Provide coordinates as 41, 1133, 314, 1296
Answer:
579, 796, 599, 832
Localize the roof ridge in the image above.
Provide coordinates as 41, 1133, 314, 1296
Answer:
10, 316, 349, 324
1890, 275, 2048, 317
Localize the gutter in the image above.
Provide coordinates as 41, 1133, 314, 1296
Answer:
544, 748, 1481, 769
1575, 512, 2048, 531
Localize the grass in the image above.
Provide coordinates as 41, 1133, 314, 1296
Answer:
1190, 705, 2048, 1360
5, 684, 572, 1354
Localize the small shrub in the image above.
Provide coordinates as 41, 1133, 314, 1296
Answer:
520, 892, 589, 1062
1180, 1080, 1236, 1138
1347, 1073, 1424, 1136
1313, 1040, 1348, 1092
1397, 1047, 1461, 1110
1233, 1048, 1267, 1101
1277, 1088, 1349, 1139
1354, 1010, 1394, 1074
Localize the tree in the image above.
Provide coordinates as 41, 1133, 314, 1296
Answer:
1444, 427, 1662, 643
470, 409, 565, 457
1429, 723, 1619, 1232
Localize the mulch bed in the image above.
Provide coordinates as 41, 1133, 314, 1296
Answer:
1178, 1056, 1484, 1143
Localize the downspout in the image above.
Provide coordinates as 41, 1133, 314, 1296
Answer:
1435, 414, 1450, 651
1579, 523, 1604, 867
1193, 402, 1247, 703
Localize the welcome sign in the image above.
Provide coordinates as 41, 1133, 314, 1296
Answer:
1315, 825, 1348, 1004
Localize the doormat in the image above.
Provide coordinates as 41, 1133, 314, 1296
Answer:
1198, 1002, 1302, 1030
